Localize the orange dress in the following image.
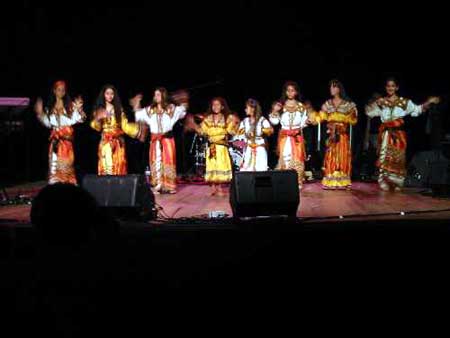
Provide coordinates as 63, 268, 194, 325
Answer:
269, 101, 310, 186
91, 111, 141, 176
365, 97, 423, 190
317, 100, 357, 189
38, 108, 85, 185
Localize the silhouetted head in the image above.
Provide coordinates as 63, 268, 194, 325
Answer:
31, 184, 101, 248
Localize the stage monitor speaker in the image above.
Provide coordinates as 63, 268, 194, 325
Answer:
405, 150, 443, 188
82, 174, 155, 220
230, 170, 299, 220
430, 159, 450, 197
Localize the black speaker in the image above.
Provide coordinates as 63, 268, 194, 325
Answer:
82, 174, 155, 220
230, 170, 300, 220
430, 159, 450, 197
405, 150, 442, 188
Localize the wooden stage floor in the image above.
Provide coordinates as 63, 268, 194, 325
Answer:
2, 181, 450, 224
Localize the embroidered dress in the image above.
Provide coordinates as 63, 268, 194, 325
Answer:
238, 117, 273, 171
135, 104, 186, 191
317, 100, 357, 189
90, 110, 141, 175
365, 97, 422, 190
38, 108, 85, 184
200, 113, 237, 183
269, 101, 309, 185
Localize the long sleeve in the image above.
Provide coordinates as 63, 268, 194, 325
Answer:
200, 120, 209, 136
299, 112, 309, 128
348, 106, 358, 126
135, 108, 148, 123
261, 118, 274, 136
237, 120, 245, 135
37, 112, 51, 128
121, 113, 140, 138
226, 114, 239, 135
269, 112, 280, 125
405, 100, 423, 117
172, 105, 187, 123
365, 103, 382, 118
69, 109, 85, 125
316, 103, 329, 123
90, 117, 102, 132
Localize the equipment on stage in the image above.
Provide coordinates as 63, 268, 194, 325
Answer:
82, 174, 156, 220
405, 144, 450, 197
230, 170, 300, 221
188, 133, 207, 178
228, 134, 245, 170
0, 97, 31, 202
187, 132, 245, 177
405, 150, 440, 188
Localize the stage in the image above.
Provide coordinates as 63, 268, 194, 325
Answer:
2, 180, 450, 225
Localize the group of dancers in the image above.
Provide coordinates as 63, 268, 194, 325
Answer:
34, 78, 440, 196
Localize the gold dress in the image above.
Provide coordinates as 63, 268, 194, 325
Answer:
200, 113, 238, 183
90, 111, 141, 175
317, 100, 357, 189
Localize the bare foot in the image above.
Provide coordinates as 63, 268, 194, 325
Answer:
217, 190, 226, 197
210, 186, 217, 196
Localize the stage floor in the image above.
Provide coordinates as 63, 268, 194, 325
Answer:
2, 181, 450, 224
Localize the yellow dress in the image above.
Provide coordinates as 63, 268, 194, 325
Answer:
91, 112, 140, 175
316, 100, 357, 189
200, 113, 237, 183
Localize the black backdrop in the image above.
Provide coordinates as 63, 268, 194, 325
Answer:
2, 2, 449, 183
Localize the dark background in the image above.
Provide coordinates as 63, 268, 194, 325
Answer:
1, 1, 449, 183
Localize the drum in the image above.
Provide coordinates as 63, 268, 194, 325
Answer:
228, 135, 245, 170
229, 147, 243, 170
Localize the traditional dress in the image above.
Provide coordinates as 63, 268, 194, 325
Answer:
269, 101, 310, 185
201, 113, 237, 183
37, 108, 85, 185
318, 100, 357, 189
365, 97, 423, 190
90, 111, 141, 176
135, 104, 186, 192
238, 117, 273, 171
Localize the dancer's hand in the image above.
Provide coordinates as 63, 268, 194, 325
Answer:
34, 97, 44, 117
138, 122, 148, 142
427, 96, 440, 105
95, 108, 107, 121
73, 96, 84, 112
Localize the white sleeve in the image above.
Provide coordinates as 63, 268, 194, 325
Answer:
406, 100, 423, 117
135, 107, 148, 123
300, 112, 309, 128
37, 113, 52, 128
262, 118, 271, 129
68, 109, 84, 125
269, 113, 280, 125
172, 105, 187, 122
365, 103, 382, 118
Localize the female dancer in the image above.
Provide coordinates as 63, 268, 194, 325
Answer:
91, 84, 143, 175
317, 79, 357, 189
186, 97, 238, 196
365, 77, 440, 191
238, 99, 273, 171
131, 88, 188, 194
34, 80, 85, 185
269, 81, 314, 188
